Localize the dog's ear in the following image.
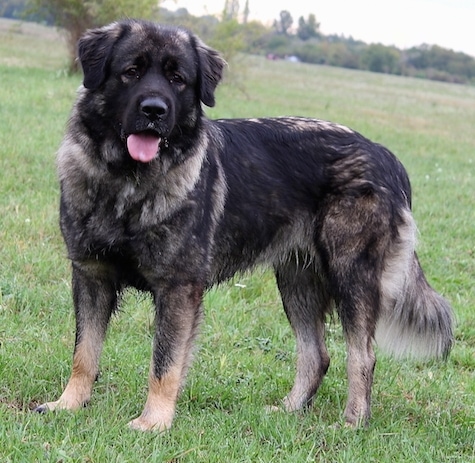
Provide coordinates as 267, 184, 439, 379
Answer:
194, 38, 227, 107
78, 23, 122, 90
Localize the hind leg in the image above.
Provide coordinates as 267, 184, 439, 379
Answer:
340, 302, 376, 426
322, 231, 382, 424
322, 258, 378, 425
275, 262, 331, 411
318, 195, 394, 425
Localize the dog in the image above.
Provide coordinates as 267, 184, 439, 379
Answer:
35, 19, 454, 431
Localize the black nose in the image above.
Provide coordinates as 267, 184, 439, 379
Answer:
140, 97, 168, 121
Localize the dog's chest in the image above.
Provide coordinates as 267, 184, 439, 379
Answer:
114, 180, 140, 219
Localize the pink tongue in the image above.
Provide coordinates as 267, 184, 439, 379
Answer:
126, 133, 161, 163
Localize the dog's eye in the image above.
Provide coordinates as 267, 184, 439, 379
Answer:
169, 73, 185, 85
124, 67, 140, 79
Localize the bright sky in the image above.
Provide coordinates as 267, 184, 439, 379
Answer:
161, 0, 475, 57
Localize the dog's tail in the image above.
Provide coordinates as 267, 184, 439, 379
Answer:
375, 210, 454, 360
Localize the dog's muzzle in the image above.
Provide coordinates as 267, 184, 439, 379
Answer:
125, 96, 171, 163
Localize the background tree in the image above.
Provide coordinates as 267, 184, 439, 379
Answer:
27, 0, 158, 72
273, 10, 293, 36
297, 14, 320, 41
222, 0, 239, 21
361, 43, 401, 74
242, 0, 249, 24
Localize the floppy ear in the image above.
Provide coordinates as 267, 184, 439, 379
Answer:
194, 38, 227, 107
77, 23, 122, 90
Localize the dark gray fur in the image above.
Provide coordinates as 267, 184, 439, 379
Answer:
35, 19, 454, 430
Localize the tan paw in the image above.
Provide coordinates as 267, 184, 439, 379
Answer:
128, 414, 173, 432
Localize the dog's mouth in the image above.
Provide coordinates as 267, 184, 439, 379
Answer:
126, 130, 162, 163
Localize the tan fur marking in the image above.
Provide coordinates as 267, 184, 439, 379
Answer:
40, 340, 99, 411
128, 364, 182, 432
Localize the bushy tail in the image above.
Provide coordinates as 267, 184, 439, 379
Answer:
375, 212, 454, 360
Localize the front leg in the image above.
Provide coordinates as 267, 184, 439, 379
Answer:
35, 262, 118, 413
129, 282, 204, 431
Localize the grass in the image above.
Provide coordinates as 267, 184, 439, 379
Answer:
0, 19, 474, 462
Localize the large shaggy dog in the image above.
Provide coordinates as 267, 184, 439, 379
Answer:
35, 19, 454, 431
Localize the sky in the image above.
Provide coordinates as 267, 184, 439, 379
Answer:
161, 0, 475, 57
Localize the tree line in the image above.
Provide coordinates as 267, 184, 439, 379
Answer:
172, 6, 475, 85
2, 0, 475, 84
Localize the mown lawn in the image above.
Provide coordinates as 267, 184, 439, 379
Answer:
0, 20, 474, 462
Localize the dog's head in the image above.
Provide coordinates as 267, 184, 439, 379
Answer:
77, 20, 226, 163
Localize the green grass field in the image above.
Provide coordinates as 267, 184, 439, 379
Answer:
0, 20, 474, 462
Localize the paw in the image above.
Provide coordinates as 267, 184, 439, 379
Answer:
33, 396, 88, 413
343, 412, 370, 428
34, 403, 53, 414
33, 400, 62, 413
128, 415, 172, 432
264, 405, 283, 413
